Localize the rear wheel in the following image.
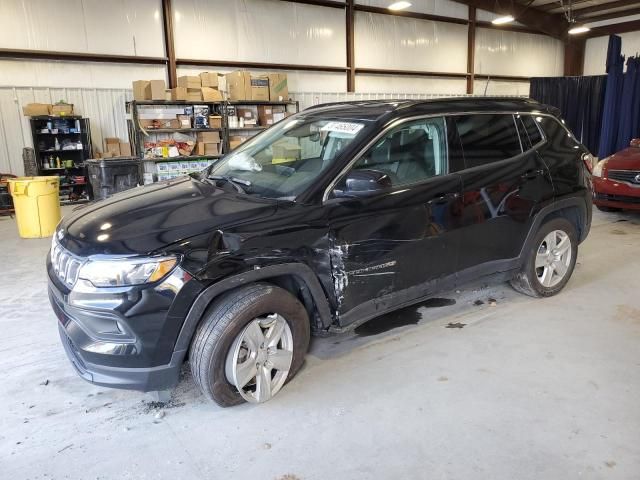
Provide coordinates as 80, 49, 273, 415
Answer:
510, 218, 578, 298
189, 283, 310, 407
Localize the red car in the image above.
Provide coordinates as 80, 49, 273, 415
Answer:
592, 139, 640, 212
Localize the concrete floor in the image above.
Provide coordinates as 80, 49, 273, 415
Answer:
1, 207, 639, 480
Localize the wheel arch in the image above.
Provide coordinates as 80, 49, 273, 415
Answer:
173, 264, 334, 360
520, 197, 589, 265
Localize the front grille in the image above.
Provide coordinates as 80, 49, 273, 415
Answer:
51, 239, 83, 289
595, 193, 640, 204
608, 169, 640, 184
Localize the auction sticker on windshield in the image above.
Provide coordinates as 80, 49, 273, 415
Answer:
321, 121, 364, 136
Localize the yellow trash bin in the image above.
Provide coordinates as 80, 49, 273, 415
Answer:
8, 176, 61, 238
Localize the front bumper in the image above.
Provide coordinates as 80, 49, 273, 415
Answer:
593, 177, 640, 211
49, 262, 204, 391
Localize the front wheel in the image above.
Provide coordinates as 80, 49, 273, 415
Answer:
189, 283, 310, 407
510, 218, 578, 298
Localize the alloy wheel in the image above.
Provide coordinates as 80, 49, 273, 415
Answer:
225, 313, 294, 403
535, 230, 572, 288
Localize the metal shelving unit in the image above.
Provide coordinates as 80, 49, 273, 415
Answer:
29, 116, 92, 205
126, 99, 299, 182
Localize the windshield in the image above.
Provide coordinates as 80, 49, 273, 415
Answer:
206, 115, 369, 199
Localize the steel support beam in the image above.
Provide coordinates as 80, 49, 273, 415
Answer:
162, 0, 177, 88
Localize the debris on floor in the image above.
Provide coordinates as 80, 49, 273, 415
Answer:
445, 322, 466, 329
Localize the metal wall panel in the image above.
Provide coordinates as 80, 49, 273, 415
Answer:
355, 12, 468, 72
355, 0, 468, 19
0, 60, 167, 89
0, 0, 164, 56
356, 75, 467, 94
475, 28, 564, 77
173, 0, 346, 66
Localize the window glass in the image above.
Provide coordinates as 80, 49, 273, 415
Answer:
521, 115, 543, 146
454, 114, 522, 168
207, 116, 369, 199
349, 117, 448, 188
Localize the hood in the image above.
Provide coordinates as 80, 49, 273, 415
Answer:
59, 176, 278, 256
605, 146, 640, 171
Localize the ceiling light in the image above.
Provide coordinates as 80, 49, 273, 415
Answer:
388, 1, 412, 11
492, 15, 515, 25
568, 25, 590, 34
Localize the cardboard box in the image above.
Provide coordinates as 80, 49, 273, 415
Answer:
201, 87, 222, 102
196, 142, 221, 156
187, 89, 202, 101
119, 143, 132, 156
50, 103, 74, 116
146, 80, 166, 101
229, 136, 248, 150
208, 115, 222, 128
132, 80, 150, 101
226, 71, 251, 101
258, 105, 286, 126
140, 118, 181, 129
199, 72, 219, 88
250, 75, 270, 101
196, 131, 221, 143
22, 103, 51, 116
177, 76, 201, 89
177, 114, 191, 128
104, 137, 121, 156
268, 73, 288, 101
170, 87, 188, 101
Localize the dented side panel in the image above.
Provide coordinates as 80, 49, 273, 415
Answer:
326, 173, 464, 322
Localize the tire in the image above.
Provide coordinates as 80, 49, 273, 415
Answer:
596, 205, 621, 212
510, 218, 578, 298
189, 283, 310, 407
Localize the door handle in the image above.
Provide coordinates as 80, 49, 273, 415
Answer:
521, 169, 545, 180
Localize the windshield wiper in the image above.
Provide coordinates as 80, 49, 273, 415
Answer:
208, 175, 251, 193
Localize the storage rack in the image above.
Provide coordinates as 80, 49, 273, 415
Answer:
29, 116, 92, 205
126, 99, 299, 182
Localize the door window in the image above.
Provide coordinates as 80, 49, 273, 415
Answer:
453, 114, 522, 169
349, 117, 448, 188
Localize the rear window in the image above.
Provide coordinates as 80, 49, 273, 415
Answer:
454, 114, 522, 168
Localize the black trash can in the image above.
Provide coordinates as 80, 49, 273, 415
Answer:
86, 158, 140, 201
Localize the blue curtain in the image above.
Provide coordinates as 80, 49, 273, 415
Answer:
615, 56, 640, 152
597, 35, 625, 158
529, 75, 606, 154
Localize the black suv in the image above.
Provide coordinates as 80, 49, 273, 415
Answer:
48, 98, 592, 406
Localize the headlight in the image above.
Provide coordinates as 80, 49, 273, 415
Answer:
78, 256, 178, 287
592, 158, 608, 178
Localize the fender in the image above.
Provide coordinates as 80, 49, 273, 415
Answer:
520, 195, 591, 261
172, 263, 334, 358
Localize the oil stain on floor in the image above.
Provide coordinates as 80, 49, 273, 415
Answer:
355, 298, 456, 337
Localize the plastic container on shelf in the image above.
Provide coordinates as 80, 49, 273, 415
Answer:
7, 176, 61, 238
86, 157, 140, 201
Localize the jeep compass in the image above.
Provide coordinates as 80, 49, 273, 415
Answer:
48, 98, 592, 406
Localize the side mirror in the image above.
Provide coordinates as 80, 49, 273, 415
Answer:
333, 169, 392, 198
631, 138, 640, 148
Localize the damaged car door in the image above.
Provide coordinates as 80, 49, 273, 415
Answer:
324, 116, 464, 326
